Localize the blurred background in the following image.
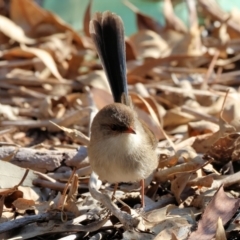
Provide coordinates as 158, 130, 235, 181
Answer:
39, 0, 240, 35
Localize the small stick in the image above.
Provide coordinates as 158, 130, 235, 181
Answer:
140, 179, 145, 208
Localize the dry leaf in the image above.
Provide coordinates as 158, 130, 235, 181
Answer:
12, 198, 35, 210
216, 217, 227, 240
83, 0, 92, 37
20, 44, 63, 81
153, 217, 190, 240
187, 175, 214, 188
0, 15, 35, 44
3, 190, 23, 208
189, 185, 240, 240
78, 70, 111, 93
171, 172, 195, 204
155, 155, 206, 182
124, 0, 164, 34
0, 103, 19, 120
163, 107, 195, 128
207, 132, 240, 165
163, 0, 187, 34
125, 38, 137, 61
129, 30, 170, 59
188, 120, 219, 137
10, 0, 84, 47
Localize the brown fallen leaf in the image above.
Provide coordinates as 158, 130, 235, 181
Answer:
129, 30, 170, 59
171, 232, 179, 240
0, 15, 35, 44
3, 190, 23, 208
78, 70, 111, 93
64, 174, 80, 216
12, 198, 35, 211
123, 0, 164, 34
155, 155, 206, 183
10, 0, 47, 33
188, 185, 240, 240
188, 120, 219, 137
187, 175, 214, 188
171, 173, 198, 204
171, 172, 195, 204
207, 132, 240, 165
38, 96, 67, 119
91, 87, 113, 109
153, 217, 190, 240
10, 0, 84, 47
163, 0, 187, 34
83, 0, 93, 37
128, 55, 206, 77
20, 44, 64, 82
198, 0, 240, 38
163, 107, 195, 128
142, 205, 170, 228
50, 121, 90, 146
192, 92, 237, 154
130, 93, 161, 127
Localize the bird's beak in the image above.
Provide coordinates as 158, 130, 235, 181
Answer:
124, 127, 136, 134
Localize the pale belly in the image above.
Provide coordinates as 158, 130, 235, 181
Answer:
88, 133, 157, 183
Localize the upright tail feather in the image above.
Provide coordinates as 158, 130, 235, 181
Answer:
89, 11, 128, 104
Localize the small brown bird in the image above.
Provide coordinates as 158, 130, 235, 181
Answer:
88, 11, 158, 207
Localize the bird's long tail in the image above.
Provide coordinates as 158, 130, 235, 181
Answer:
89, 11, 129, 105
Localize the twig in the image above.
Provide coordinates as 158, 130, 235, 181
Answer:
48, 166, 92, 180
14, 169, 29, 188
219, 89, 230, 119
181, 106, 219, 124
0, 213, 109, 239
88, 172, 140, 230
0, 212, 74, 233
0, 128, 17, 137
34, 171, 58, 182
219, 171, 240, 188
128, 55, 210, 77
0, 108, 88, 131
50, 121, 90, 146
61, 168, 77, 221
205, 50, 219, 84
33, 179, 69, 191
85, 86, 98, 137
146, 84, 219, 97
0, 58, 41, 68
32, 178, 89, 192
0, 146, 87, 172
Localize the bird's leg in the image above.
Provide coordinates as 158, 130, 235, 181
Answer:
112, 183, 118, 200
140, 179, 145, 208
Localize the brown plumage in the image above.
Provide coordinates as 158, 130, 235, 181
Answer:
88, 12, 158, 206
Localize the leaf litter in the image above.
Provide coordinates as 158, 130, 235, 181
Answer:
0, 0, 240, 239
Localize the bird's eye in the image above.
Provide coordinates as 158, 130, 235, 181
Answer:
110, 124, 127, 132
109, 124, 128, 132
110, 124, 119, 131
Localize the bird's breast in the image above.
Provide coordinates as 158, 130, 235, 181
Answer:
89, 132, 157, 183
